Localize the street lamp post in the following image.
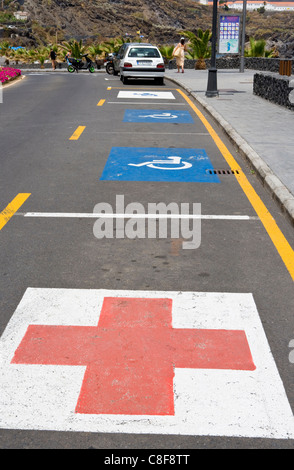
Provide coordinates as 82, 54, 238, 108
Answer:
206, 0, 219, 97
239, 0, 247, 73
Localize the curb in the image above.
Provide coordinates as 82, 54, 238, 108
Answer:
167, 75, 294, 226
2, 74, 26, 89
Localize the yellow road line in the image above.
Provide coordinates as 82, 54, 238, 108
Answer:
0, 193, 31, 231
69, 126, 86, 140
107, 87, 112, 90
97, 99, 105, 106
177, 88, 294, 281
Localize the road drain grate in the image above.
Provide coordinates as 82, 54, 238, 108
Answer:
206, 169, 240, 175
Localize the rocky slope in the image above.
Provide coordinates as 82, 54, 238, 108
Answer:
5, 0, 294, 55
22, 0, 212, 43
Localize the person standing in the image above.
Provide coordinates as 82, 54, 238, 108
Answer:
50, 49, 57, 70
173, 37, 188, 73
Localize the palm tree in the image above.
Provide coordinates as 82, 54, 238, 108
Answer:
182, 29, 212, 69
36, 46, 50, 68
102, 36, 131, 55
61, 39, 87, 58
87, 43, 105, 61
25, 48, 38, 64
0, 41, 11, 62
12, 47, 27, 64
245, 37, 274, 57
159, 45, 174, 63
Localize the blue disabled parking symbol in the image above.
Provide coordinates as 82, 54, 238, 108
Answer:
100, 147, 220, 183
123, 110, 194, 123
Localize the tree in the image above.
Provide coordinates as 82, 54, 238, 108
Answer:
181, 29, 212, 69
25, 48, 37, 64
61, 39, 87, 58
102, 36, 131, 55
87, 43, 105, 60
245, 37, 274, 57
36, 46, 50, 68
219, 0, 229, 10
0, 40, 11, 58
10, 47, 27, 64
158, 45, 174, 63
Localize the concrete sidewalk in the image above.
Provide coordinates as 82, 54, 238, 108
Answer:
165, 68, 294, 224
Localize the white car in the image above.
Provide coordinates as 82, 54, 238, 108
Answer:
114, 43, 165, 85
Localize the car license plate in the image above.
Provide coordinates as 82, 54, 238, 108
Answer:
137, 60, 152, 65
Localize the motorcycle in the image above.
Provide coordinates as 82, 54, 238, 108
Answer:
105, 53, 118, 75
66, 54, 95, 73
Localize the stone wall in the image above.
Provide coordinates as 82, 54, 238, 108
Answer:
253, 72, 294, 110
10, 62, 67, 69
10, 56, 293, 74
168, 57, 290, 73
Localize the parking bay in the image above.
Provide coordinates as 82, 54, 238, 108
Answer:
1, 73, 294, 446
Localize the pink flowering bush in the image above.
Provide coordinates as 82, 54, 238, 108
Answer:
0, 67, 21, 85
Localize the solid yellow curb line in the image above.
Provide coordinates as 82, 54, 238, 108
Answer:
177, 88, 294, 281
69, 126, 86, 140
0, 193, 31, 231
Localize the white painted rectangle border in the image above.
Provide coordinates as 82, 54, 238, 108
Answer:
0, 288, 293, 438
20, 212, 259, 220
117, 91, 175, 100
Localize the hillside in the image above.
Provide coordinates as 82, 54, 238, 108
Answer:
2, 0, 294, 55
22, 0, 212, 43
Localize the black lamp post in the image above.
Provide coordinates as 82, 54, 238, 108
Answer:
206, 0, 219, 97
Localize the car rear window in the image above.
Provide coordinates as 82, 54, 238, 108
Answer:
127, 48, 160, 58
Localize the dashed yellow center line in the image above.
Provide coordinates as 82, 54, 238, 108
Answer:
97, 99, 105, 106
0, 193, 31, 231
177, 88, 294, 281
69, 126, 86, 140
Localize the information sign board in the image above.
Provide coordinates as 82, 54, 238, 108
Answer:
218, 15, 240, 54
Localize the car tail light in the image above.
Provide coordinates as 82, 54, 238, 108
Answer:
124, 62, 132, 68
157, 63, 165, 69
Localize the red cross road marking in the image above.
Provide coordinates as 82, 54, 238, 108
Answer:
11, 297, 256, 415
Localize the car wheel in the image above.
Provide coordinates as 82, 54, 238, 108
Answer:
122, 75, 128, 84
106, 63, 114, 75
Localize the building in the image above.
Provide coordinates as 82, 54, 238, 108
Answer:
14, 11, 29, 21
205, 1, 294, 9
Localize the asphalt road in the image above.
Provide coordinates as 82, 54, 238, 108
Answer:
0, 71, 294, 451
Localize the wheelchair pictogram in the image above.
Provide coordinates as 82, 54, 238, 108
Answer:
138, 112, 178, 119
128, 156, 192, 170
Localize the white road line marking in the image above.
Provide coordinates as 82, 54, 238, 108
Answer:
92, 131, 210, 136
20, 212, 259, 220
117, 91, 175, 100
107, 102, 186, 105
